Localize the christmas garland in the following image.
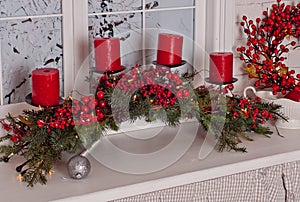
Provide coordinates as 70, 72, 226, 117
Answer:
0, 65, 286, 187
237, 0, 300, 95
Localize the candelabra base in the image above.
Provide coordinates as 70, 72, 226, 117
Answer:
152, 60, 192, 76
94, 65, 126, 75
205, 77, 238, 93
25, 93, 64, 108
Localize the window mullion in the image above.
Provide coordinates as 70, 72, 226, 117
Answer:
72, 0, 90, 95
62, 0, 75, 97
142, 0, 146, 66
0, 40, 3, 105
224, 0, 235, 52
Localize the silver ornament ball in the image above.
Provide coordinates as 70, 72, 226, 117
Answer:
67, 155, 91, 179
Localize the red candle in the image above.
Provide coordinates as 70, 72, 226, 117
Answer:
94, 37, 122, 72
157, 33, 183, 65
209, 52, 233, 83
32, 68, 60, 106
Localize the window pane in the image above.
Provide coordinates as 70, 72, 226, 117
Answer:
145, 0, 194, 9
0, 0, 62, 18
145, 9, 194, 65
0, 17, 63, 104
88, 0, 142, 13
88, 13, 143, 72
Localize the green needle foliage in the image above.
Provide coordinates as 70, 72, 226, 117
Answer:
0, 69, 287, 186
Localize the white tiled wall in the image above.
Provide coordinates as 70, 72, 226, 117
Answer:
233, 0, 299, 93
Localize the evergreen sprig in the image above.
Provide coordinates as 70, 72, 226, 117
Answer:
0, 104, 81, 187
0, 67, 287, 187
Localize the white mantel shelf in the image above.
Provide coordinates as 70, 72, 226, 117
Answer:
0, 120, 300, 202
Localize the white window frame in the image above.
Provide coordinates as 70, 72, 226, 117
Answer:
0, 0, 235, 119
206, 0, 235, 52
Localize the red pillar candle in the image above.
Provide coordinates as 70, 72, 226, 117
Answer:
157, 33, 183, 65
94, 37, 122, 72
209, 52, 233, 83
32, 68, 60, 106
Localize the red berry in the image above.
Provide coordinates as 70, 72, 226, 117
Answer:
81, 96, 89, 103
99, 101, 106, 108
175, 80, 182, 85
10, 135, 19, 143
89, 100, 96, 109
97, 112, 104, 120
272, 84, 280, 91
166, 73, 172, 79
254, 81, 260, 87
88, 95, 94, 101
255, 97, 261, 102
96, 91, 105, 99
1, 123, 10, 131
227, 84, 234, 90
81, 106, 89, 113
172, 74, 179, 80
176, 91, 183, 99
222, 88, 228, 94
183, 90, 190, 98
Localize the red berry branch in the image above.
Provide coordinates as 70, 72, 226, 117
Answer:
237, 0, 300, 95
116, 65, 191, 108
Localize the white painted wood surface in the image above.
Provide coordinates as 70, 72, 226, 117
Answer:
0, 121, 299, 202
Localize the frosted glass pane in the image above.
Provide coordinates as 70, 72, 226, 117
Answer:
0, 17, 63, 104
88, 0, 142, 13
145, 0, 194, 9
88, 13, 143, 71
0, 0, 61, 18
145, 9, 194, 66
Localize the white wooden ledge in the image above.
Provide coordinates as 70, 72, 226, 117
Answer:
0, 115, 299, 202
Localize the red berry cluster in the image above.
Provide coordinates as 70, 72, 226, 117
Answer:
116, 65, 191, 107
34, 104, 75, 134
34, 95, 106, 133
231, 97, 274, 128
72, 95, 104, 126
48, 105, 74, 130
93, 70, 125, 121
138, 84, 189, 107
237, 0, 300, 94
0, 119, 25, 143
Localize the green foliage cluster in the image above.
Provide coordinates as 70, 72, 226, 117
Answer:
0, 72, 287, 187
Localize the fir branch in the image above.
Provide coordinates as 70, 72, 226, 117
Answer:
0, 65, 288, 187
